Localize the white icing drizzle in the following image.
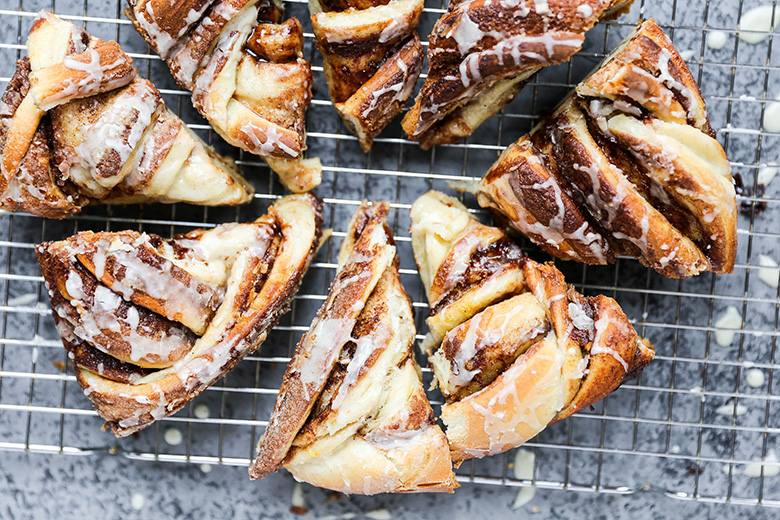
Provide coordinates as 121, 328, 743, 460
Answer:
589, 314, 629, 372
715, 399, 748, 416
164, 427, 183, 445
456, 33, 582, 88
655, 48, 705, 127
193, 403, 210, 419
746, 368, 766, 388
297, 317, 354, 390
66, 280, 191, 365
532, 0, 550, 15
40, 48, 130, 110
378, 17, 402, 44
72, 82, 158, 191
445, 302, 547, 392
713, 306, 741, 347
331, 323, 392, 410
744, 451, 780, 477
130, 493, 145, 511
571, 158, 652, 256
461, 334, 564, 455
136, 1, 211, 59
291, 483, 306, 511
434, 232, 485, 303
364, 423, 429, 450
7, 293, 37, 307
706, 30, 728, 50
757, 163, 778, 186
512, 448, 536, 509
568, 302, 594, 335
239, 120, 299, 158
506, 166, 608, 261
360, 55, 418, 119
758, 254, 780, 288
739, 5, 780, 45
448, 11, 505, 54
576, 3, 593, 18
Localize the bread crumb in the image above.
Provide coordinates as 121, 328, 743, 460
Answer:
290, 483, 308, 515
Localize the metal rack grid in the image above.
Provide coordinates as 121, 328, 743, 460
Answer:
0, 0, 779, 509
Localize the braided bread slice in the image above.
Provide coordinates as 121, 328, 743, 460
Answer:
126, 0, 322, 192
0, 12, 253, 219
401, 0, 632, 149
411, 191, 653, 462
250, 201, 458, 494
310, 0, 424, 151
477, 20, 736, 277
37, 193, 323, 436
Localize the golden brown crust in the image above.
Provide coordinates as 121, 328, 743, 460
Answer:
251, 202, 396, 478
37, 193, 324, 436
28, 40, 135, 110
0, 59, 86, 217
441, 334, 565, 461
403, 0, 634, 145
336, 35, 424, 151
478, 135, 613, 264
410, 190, 654, 462
478, 19, 736, 278
251, 201, 457, 494
127, 0, 321, 191
0, 13, 253, 219
71, 231, 222, 335
312, 0, 424, 151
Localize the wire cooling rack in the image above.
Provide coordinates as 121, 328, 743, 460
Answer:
1, 0, 780, 508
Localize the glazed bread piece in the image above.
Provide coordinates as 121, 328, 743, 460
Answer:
411, 191, 653, 461
126, 0, 322, 192
37, 194, 323, 436
401, 0, 633, 148
250, 201, 458, 494
0, 12, 253, 219
310, 0, 424, 151
477, 20, 736, 278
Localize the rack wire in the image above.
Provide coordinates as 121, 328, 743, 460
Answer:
0, 0, 779, 508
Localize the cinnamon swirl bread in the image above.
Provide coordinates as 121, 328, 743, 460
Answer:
401, 0, 633, 148
411, 191, 653, 461
0, 12, 253, 219
477, 20, 736, 278
126, 0, 321, 192
250, 201, 457, 493
310, 0, 424, 151
37, 194, 323, 436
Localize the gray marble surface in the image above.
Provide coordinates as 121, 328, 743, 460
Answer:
2, 450, 779, 519
2, 0, 780, 517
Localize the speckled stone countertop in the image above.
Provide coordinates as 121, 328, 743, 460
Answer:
1, 450, 778, 519
2, 0, 780, 517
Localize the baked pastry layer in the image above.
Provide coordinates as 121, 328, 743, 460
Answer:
37, 193, 323, 436
250, 201, 458, 494
0, 12, 253, 218
401, 0, 634, 148
477, 19, 736, 278
310, 0, 424, 151
126, 0, 322, 192
411, 191, 654, 461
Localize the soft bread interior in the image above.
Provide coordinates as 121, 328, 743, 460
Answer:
39, 194, 321, 436
410, 191, 654, 462
252, 202, 457, 493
